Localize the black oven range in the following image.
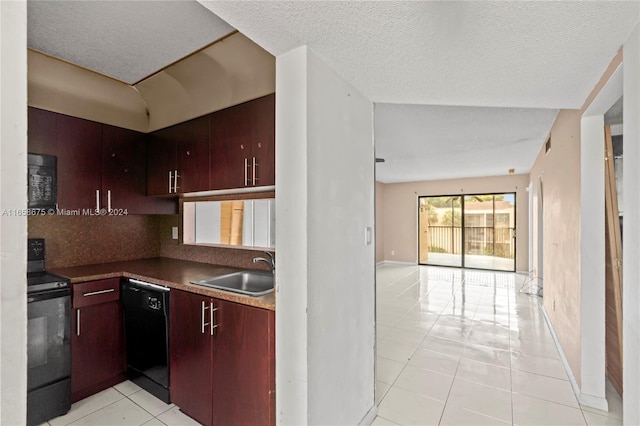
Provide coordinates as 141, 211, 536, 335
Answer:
26, 238, 71, 425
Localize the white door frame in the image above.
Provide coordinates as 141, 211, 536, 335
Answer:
579, 63, 622, 410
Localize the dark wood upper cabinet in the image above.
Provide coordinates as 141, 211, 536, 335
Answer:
146, 126, 177, 197
249, 94, 276, 187
102, 125, 176, 214
55, 114, 103, 211
28, 107, 176, 214
209, 101, 251, 189
28, 107, 57, 156
176, 115, 210, 193
147, 115, 210, 195
209, 94, 275, 190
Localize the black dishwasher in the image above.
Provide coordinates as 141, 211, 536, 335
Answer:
121, 279, 170, 403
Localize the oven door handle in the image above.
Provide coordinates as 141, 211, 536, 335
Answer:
27, 288, 71, 303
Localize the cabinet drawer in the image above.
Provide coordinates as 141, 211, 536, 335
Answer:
73, 278, 120, 308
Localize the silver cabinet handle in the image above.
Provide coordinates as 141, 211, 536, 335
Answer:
168, 171, 173, 193
174, 170, 179, 193
83, 288, 115, 297
96, 189, 100, 211
244, 158, 249, 186
252, 157, 257, 185
210, 302, 218, 335
201, 301, 210, 334
76, 309, 80, 336
107, 190, 112, 212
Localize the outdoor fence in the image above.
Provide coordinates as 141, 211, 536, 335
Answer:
425, 226, 514, 258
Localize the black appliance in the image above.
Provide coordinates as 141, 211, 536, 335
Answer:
26, 238, 71, 425
28, 154, 57, 210
121, 279, 171, 403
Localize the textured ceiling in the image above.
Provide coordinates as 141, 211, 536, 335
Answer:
28, 1, 234, 84
200, 1, 639, 108
201, 1, 637, 182
374, 104, 558, 183
26, 1, 639, 183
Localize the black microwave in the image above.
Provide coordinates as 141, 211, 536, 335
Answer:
28, 153, 57, 209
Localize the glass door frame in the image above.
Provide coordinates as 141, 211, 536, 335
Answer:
418, 192, 516, 272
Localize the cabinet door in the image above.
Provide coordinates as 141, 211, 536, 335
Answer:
28, 107, 57, 156
176, 115, 210, 193
56, 114, 102, 210
212, 300, 275, 426
250, 94, 275, 187
169, 290, 213, 426
102, 125, 147, 212
71, 301, 125, 402
103, 126, 176, 214
210, 103, 251, 190
147, 127, 177, 196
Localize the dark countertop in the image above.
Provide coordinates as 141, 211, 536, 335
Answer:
50, 257, 275, 311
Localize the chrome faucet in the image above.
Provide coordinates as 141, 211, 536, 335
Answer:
252, 251, 275, 273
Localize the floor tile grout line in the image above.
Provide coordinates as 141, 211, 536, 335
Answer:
435, 339, 464, 426
126, 393, 174, 420
59, 395, 126, 426
509, 276, 515, 426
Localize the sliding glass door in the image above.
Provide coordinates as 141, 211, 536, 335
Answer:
463, 194, 516, 271
418, 196, 462, 267
419, 193, 516, 272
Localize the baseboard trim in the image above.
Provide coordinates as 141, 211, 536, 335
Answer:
579, 392, 609, 411
541, 306, 581, 400
358, 404, 378, 425
541, 306, 609, 411
378, 260, 415, 266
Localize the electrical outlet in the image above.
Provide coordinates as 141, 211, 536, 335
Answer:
172, 227, 178, 240
391, 250, 395, 256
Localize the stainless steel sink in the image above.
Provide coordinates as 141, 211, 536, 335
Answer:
190, 270, 274, 296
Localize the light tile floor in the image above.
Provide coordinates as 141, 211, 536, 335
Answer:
374, 263, 623, 426
42, 381, 200, 426
44, 263, 623, 426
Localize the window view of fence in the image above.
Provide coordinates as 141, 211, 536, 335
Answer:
418, 193, 515, 271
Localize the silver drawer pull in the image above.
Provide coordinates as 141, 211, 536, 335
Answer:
83, 288, 115, 297
201, 301, 210, 334
210, 302, 218, 335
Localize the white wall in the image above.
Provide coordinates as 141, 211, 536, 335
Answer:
579, 115, 607, 409
623, 21, 640, 426
276, 46, 376, 425
275, 46, 309, 424
0, 1, 28, 424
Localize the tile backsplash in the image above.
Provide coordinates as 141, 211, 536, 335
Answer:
28, 215, 160, 268
28, 214, 270, 270
155, 215, 272, 271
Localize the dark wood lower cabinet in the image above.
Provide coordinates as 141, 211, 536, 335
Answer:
170, 290, 275, 426
212, 299, 275, 426
169, 290, 213, 425
71, 300, 126, 402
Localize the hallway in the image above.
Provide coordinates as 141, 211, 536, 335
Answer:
373, 264, 622, 425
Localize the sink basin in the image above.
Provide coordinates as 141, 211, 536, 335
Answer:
190, 270, 274, 296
